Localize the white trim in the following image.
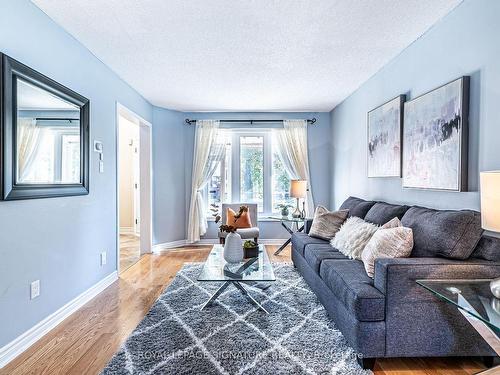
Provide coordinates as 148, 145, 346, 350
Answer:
0, 271, 118, 369
116, 102, 153, 274
152, 238, 289, 252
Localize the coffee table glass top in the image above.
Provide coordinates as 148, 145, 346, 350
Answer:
197, 244, 275, 282
266, 216, 307, 223
417, 279, 500, 334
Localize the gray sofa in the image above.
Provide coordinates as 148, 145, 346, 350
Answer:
291, 196, 500, 369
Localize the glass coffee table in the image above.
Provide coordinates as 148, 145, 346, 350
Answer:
197, 244, 275, 313
417, 279, 500, 374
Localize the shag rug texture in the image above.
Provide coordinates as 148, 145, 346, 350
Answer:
101, 263, 372, 375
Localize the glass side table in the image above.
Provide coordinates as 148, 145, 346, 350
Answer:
417, 279, 500, 374
266, 216, 308, 255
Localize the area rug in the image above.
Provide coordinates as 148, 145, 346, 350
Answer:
101, 263, 372, 375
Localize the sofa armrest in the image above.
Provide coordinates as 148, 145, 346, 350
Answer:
374, 257, 500, 299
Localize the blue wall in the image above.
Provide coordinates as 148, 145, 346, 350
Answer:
0, 0, 152, 347
330, 0, 500, 211
152, 107, 186, 244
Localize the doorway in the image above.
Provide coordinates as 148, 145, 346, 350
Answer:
117, 104, 152, 273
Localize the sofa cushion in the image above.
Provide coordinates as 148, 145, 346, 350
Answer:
471, 236, 500, 262
364, 202, 410, 225
291, 232, 329, 257
319, 259, 385, 321
304, 244, 348, 272
339, 196, 376, 219
401, 206, 483, 259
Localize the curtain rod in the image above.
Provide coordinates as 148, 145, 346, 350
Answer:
35, 117, 79, 122
184, 118, 316, 125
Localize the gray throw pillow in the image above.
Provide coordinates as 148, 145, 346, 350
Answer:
308, 206, 348, 240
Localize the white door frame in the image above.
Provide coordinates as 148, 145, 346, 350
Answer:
116, 102, 153, 274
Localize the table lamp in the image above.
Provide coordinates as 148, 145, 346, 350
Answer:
480, 171, 500, 297
290, 180, 307, 218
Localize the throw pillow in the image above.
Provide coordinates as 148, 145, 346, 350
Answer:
226, 207, 252, 229
308, 206, 349, 240
381, 217, 401, 229
330, 217, 379, 259
361, 221, 414, 278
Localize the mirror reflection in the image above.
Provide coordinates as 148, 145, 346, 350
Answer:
16, 78, 81, 184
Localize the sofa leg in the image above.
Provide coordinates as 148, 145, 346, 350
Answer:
482, 356, 499, 368
357, 357, 376, 370
219, 238, 225, 245
254, 237, 258, 243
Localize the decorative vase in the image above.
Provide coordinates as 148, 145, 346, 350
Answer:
224, 232, 244, 263
490, 277, 500, 298
281, 207, 289, 219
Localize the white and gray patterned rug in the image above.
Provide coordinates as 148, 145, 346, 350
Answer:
102, 263, 371, 375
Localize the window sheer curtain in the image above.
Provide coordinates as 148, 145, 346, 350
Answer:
17, 118, 44, 182
187, 120, 225, 243
274, 119, 315, 217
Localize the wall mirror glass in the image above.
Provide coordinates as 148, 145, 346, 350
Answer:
1, 53, 89, 200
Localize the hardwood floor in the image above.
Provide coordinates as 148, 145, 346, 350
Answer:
1, 245, 486, 375
119, 234, 141, 272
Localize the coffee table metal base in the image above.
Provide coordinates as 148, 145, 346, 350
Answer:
201, 281, 269, 314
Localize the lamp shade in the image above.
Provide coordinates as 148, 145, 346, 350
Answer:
480, 171, 500, 232
290, 179, 307, 199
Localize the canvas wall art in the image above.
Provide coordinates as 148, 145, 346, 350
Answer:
402, 77, 469, 191
367, 95, 405, 177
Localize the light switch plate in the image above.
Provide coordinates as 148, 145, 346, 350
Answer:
100, 251, 107, 266
31, 280, 40, 299
93, 140, 103, 153
99, 161, 104, 173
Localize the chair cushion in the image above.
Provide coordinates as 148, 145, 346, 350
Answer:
319, 259, 385, 321
471, 236, 500, 262
218, 227, 259, 239
304, 244, 348, 272
364, 202, 410, 226
291, 232, 329, 257
339, 196, 376, 219
401, 206, 483, 259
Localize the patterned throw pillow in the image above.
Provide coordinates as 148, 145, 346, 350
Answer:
226, 207, 252, 229
308, 206, 349, 240
331, 217, 379, 259
361, 218, 414, 278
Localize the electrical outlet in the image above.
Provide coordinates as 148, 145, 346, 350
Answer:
31, 280, 40, 300
100, 251, 107, 266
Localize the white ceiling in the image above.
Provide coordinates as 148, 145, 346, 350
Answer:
32, 0, 461, 112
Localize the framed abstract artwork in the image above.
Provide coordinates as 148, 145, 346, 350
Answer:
367, 95, 405, 177
402, 76, 469, 191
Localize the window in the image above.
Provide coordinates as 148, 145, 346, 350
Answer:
240, 136, 264, 211
204, 129, 294, 217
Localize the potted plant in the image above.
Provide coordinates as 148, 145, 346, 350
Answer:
276, 204, 293, 219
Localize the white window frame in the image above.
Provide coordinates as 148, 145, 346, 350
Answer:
204, 128, 287, 218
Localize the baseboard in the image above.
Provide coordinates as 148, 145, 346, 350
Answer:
0, 271, 118, 369
152, 238, 289, 252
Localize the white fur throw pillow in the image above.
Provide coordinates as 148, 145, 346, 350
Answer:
330, 217, 379, 259
361, 221, 414, 278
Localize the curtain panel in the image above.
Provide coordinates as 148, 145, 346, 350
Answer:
274, 119, 315, 217
187, 120, 225, 243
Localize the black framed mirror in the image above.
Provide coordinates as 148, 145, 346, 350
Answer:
0, 53, 89, 200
